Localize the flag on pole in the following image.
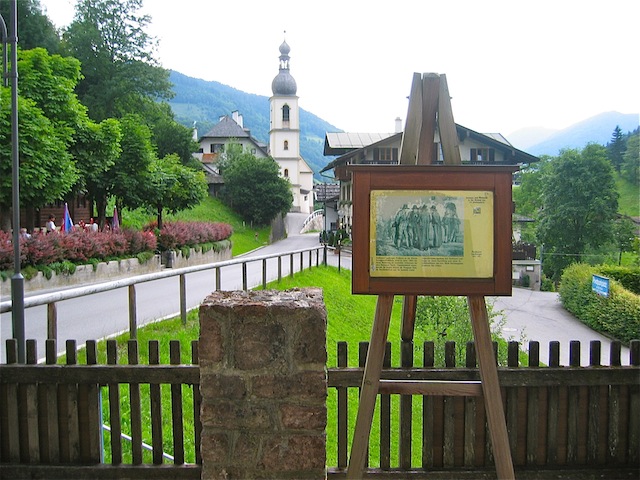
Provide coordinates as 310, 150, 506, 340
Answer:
112, 206, 120, 231
62, 203, 73, 233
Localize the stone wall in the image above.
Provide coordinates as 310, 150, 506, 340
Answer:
199, 288, 327, 479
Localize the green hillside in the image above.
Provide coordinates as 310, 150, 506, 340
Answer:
616, 174, 640, 217
168, 71, 338, 179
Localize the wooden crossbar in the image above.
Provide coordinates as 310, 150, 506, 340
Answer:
378, 379, 483, 396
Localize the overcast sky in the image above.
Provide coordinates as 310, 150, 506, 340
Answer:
42, 0, 639, 136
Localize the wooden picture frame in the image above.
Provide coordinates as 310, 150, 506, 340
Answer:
350, 165, 517, 296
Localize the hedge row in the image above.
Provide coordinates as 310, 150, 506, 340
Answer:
595, 264, 640, 295
559, 263, 640, 344
146, 221, 233, 251
0, 221, 233, 271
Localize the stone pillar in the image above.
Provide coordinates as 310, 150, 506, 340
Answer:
199, 288, 327, 479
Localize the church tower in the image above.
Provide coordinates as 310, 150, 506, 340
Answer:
270, 38, 314, 214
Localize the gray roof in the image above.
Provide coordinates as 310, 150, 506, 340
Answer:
324, 132, 397, 155
200, 116, 250, 139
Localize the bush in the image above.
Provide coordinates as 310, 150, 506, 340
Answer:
559, 263, 640, 344
150, 221, 233, 252
596, 265, 640, 295
0, 221, 230, 273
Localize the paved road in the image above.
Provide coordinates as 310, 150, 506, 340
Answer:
2, 212, 628, 366
490, 288, 631, 366
1, 213, 346, 361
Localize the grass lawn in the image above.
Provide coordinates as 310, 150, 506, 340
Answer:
77, 265, 514, 467
120, 196, 271, 256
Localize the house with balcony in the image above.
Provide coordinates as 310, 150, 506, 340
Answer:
193, 111, 268, 196
320, 122, 539, 232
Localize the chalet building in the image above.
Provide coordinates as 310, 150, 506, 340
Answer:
194, 112, 268, 196
320, 122, 539, 231
193, 40, 314, 214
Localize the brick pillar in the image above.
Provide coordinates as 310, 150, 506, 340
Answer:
199, 288, 327, 479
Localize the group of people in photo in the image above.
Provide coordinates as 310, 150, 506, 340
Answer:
391, 201, 460, 252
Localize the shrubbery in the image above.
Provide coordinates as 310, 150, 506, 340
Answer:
146, 221, 233, 251
559, 263, 640, 344
0, 220, 233, 273
0, 229, 157, 271
594, 264, 640, 295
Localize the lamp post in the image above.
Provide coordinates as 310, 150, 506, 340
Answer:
3, 0, 24, 363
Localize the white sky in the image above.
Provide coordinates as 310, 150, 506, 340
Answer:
41, 0, 639, 136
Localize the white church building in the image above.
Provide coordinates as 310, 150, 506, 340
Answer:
194, 40, 314, 214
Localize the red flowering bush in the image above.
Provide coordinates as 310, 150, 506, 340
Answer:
153, 221, 233, 252
0, 221, 229, 271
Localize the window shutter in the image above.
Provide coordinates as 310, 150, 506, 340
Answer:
373, 149, 379, 161
392, 148, 398, 161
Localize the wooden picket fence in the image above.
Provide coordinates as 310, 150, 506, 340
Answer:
327, 339, 640, 478
1, 338, 639, 479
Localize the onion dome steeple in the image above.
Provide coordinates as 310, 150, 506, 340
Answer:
271, 37, 297, 96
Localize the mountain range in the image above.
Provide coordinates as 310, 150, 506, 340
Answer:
167, 71, 639, 174
508, 112, 639, 156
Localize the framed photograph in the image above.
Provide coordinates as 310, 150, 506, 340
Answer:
349, 165, 517, 296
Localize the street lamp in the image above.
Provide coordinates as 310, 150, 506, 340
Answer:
2, 0, 24, 363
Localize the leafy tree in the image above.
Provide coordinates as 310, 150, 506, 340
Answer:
606, 125, 626, 172
110, 114, 155, 219
144, 102, 200, 169
537, 145, 619, 281
611, 216, 637, 265
221, 144, 292, 226
512, 157, 553, 242
17, 48, 87, 142
62, 0, 172, 121
0, 47, 84, 231
70, 117, 122, 223
621, 130, 639, 185
0, 90, 77, 230
142, 154, 207, 229
0, 0, 61, 53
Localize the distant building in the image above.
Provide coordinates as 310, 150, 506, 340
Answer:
269, 39, 314, 214
193, 40, 314, 214
321, 122, 539, 231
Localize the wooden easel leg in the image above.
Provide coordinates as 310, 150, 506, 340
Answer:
468, 295, 515, 479
347, 294, 395, 479
401, 295, 417, 342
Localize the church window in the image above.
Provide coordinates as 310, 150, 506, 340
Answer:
282, 104, 290, 122
284, 140, 289, 150
284, 168, 289, 177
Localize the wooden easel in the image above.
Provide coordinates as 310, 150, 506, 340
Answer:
346, 73, 515, 479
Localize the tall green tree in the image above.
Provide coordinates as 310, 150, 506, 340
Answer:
537, 144, 619, 281
0, 90, 77, 230
611, 216, 637, 265
62, 0, 172, 121
17, 48, 86, 141
0, 0, 61, 53
621, 130, 639, 186
70, 117, 122, 223
607, 125, 626, 173
110, 114, 155, 218
143, 102, 200, 169
220, 144, 292, 226
0, 47, 84, 231
142, 154, 207, 229
512, 156, 553, 243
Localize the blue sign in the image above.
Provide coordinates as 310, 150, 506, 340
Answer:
592, 274, 610, 298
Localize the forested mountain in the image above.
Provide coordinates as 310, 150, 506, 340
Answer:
509, 112, 639, 155
168, 71, 339, 178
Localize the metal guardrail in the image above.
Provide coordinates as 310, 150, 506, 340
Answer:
1, 245, 328, 343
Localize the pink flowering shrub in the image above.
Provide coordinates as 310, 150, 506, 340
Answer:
152, 221, 233, 252
0, 228, 159, 271
1, 221, 229, 271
